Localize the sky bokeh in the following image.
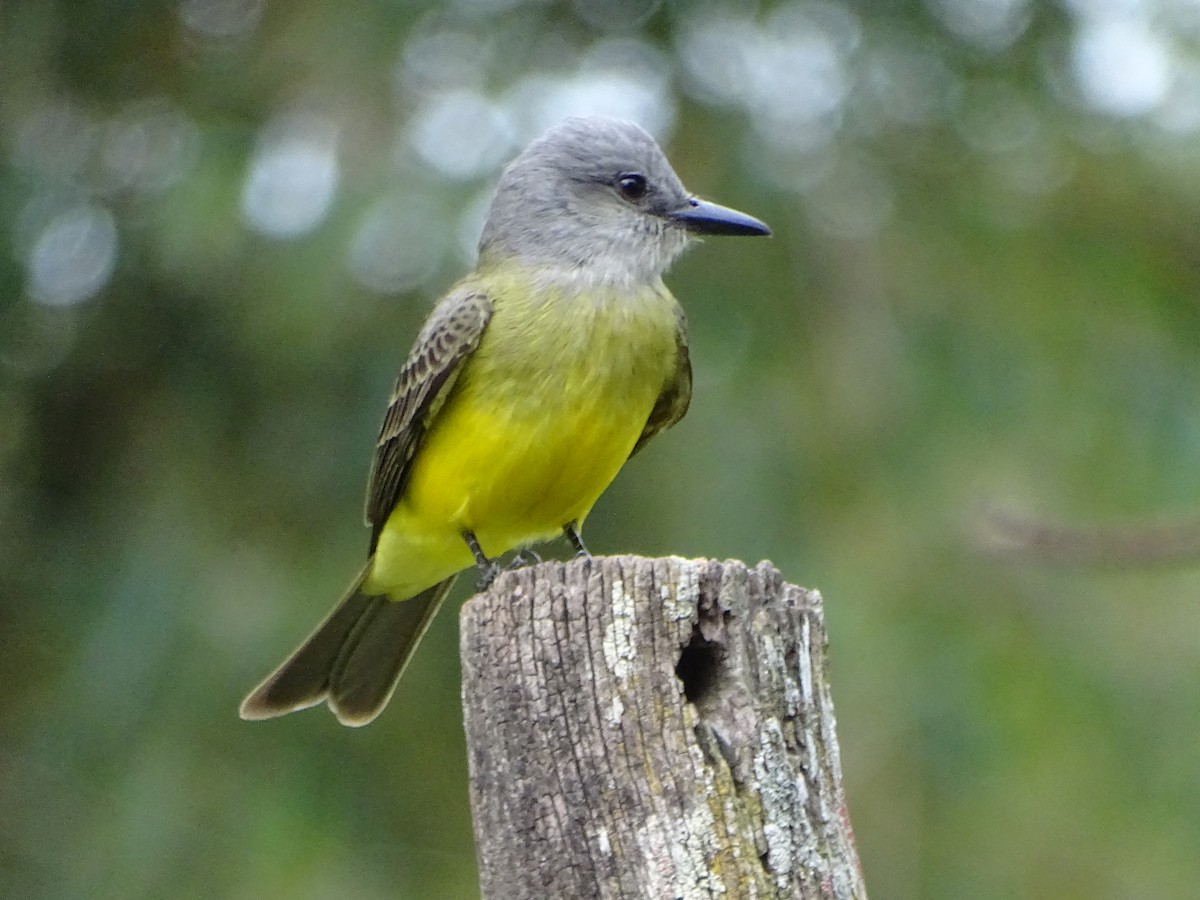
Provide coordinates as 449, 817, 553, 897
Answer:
5, 1, 1200, 897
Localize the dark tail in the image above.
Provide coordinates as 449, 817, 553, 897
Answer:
239, 563, 455, 727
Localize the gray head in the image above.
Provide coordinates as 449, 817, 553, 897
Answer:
478, 117, 769, 287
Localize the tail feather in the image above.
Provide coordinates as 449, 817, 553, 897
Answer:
328, 578, 454, 725
239, 563, 455, 726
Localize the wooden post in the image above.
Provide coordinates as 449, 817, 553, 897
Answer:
459, 556, 866, 899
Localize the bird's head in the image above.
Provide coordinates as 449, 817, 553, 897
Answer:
478, 117, 770, 288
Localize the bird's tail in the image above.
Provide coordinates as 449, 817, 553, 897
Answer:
239, 562, 455, 727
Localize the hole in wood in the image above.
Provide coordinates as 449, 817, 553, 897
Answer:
675, 629, 723, 704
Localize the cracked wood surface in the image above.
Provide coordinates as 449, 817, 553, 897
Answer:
460, 556, 866, 900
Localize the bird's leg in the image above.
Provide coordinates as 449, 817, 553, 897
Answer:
508, 548, 542, 570
463, 530, 502, 591
563, 521, 591, 558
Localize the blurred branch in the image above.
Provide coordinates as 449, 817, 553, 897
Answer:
460, 556, 866, 900
974, 504, 1200, 567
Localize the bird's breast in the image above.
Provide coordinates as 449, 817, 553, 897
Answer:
476, 282, 679, 406
402, 280, 681, 548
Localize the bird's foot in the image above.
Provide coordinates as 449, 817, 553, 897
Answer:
475, 562, 502, 592
463, 530, 502, 592
563, 521, 591, 558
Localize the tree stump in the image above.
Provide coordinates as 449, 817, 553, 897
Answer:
460, 555, 866, 899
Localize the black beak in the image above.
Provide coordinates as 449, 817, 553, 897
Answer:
669, 198, 771, 237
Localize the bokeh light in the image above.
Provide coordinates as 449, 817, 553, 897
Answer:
240, 113, 341, 239
179, 0, 264, 41
407, 91, 515, 180
101, 101, 200, 195
349, 192, 449, 294
25, 204, 118, 307
927, 0, 1031, 52
1072, 13, 1172, 116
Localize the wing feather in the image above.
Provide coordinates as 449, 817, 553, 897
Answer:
365, 289, 492, 548
630, 303, 692, 458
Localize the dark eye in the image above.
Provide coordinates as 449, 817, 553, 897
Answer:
616, 173, 648, 201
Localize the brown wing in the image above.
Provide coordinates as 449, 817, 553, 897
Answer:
630, 303, 692, 458
365, 289, 492, 549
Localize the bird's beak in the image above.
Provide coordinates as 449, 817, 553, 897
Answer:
669, 198, 771, 237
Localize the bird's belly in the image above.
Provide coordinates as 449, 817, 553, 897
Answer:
408, 380, 656, 548
367, 399, 648, 598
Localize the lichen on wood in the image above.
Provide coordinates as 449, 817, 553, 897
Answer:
460, 555, 866, 899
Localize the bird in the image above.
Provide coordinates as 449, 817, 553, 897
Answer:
239, 115, 770, 726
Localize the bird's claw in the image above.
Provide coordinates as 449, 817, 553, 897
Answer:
563, 521, 591, 558
463, 529, 503, 592
475, 561, 502, 592
509, 549, 542, 570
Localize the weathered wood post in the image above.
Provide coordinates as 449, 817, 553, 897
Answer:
460, 555, 866, 899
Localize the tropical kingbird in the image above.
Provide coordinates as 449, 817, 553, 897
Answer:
240, 116, 770, 726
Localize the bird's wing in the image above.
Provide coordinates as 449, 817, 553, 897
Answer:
365, 288, 493, 548
630, 303, 692, 458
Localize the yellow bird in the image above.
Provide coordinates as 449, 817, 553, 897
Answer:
240, 116, 770, 726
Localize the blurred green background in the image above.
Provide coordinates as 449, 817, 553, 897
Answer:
5, 0, 1200, 897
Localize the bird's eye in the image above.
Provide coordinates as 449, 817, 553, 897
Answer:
616, 173, 648, 201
